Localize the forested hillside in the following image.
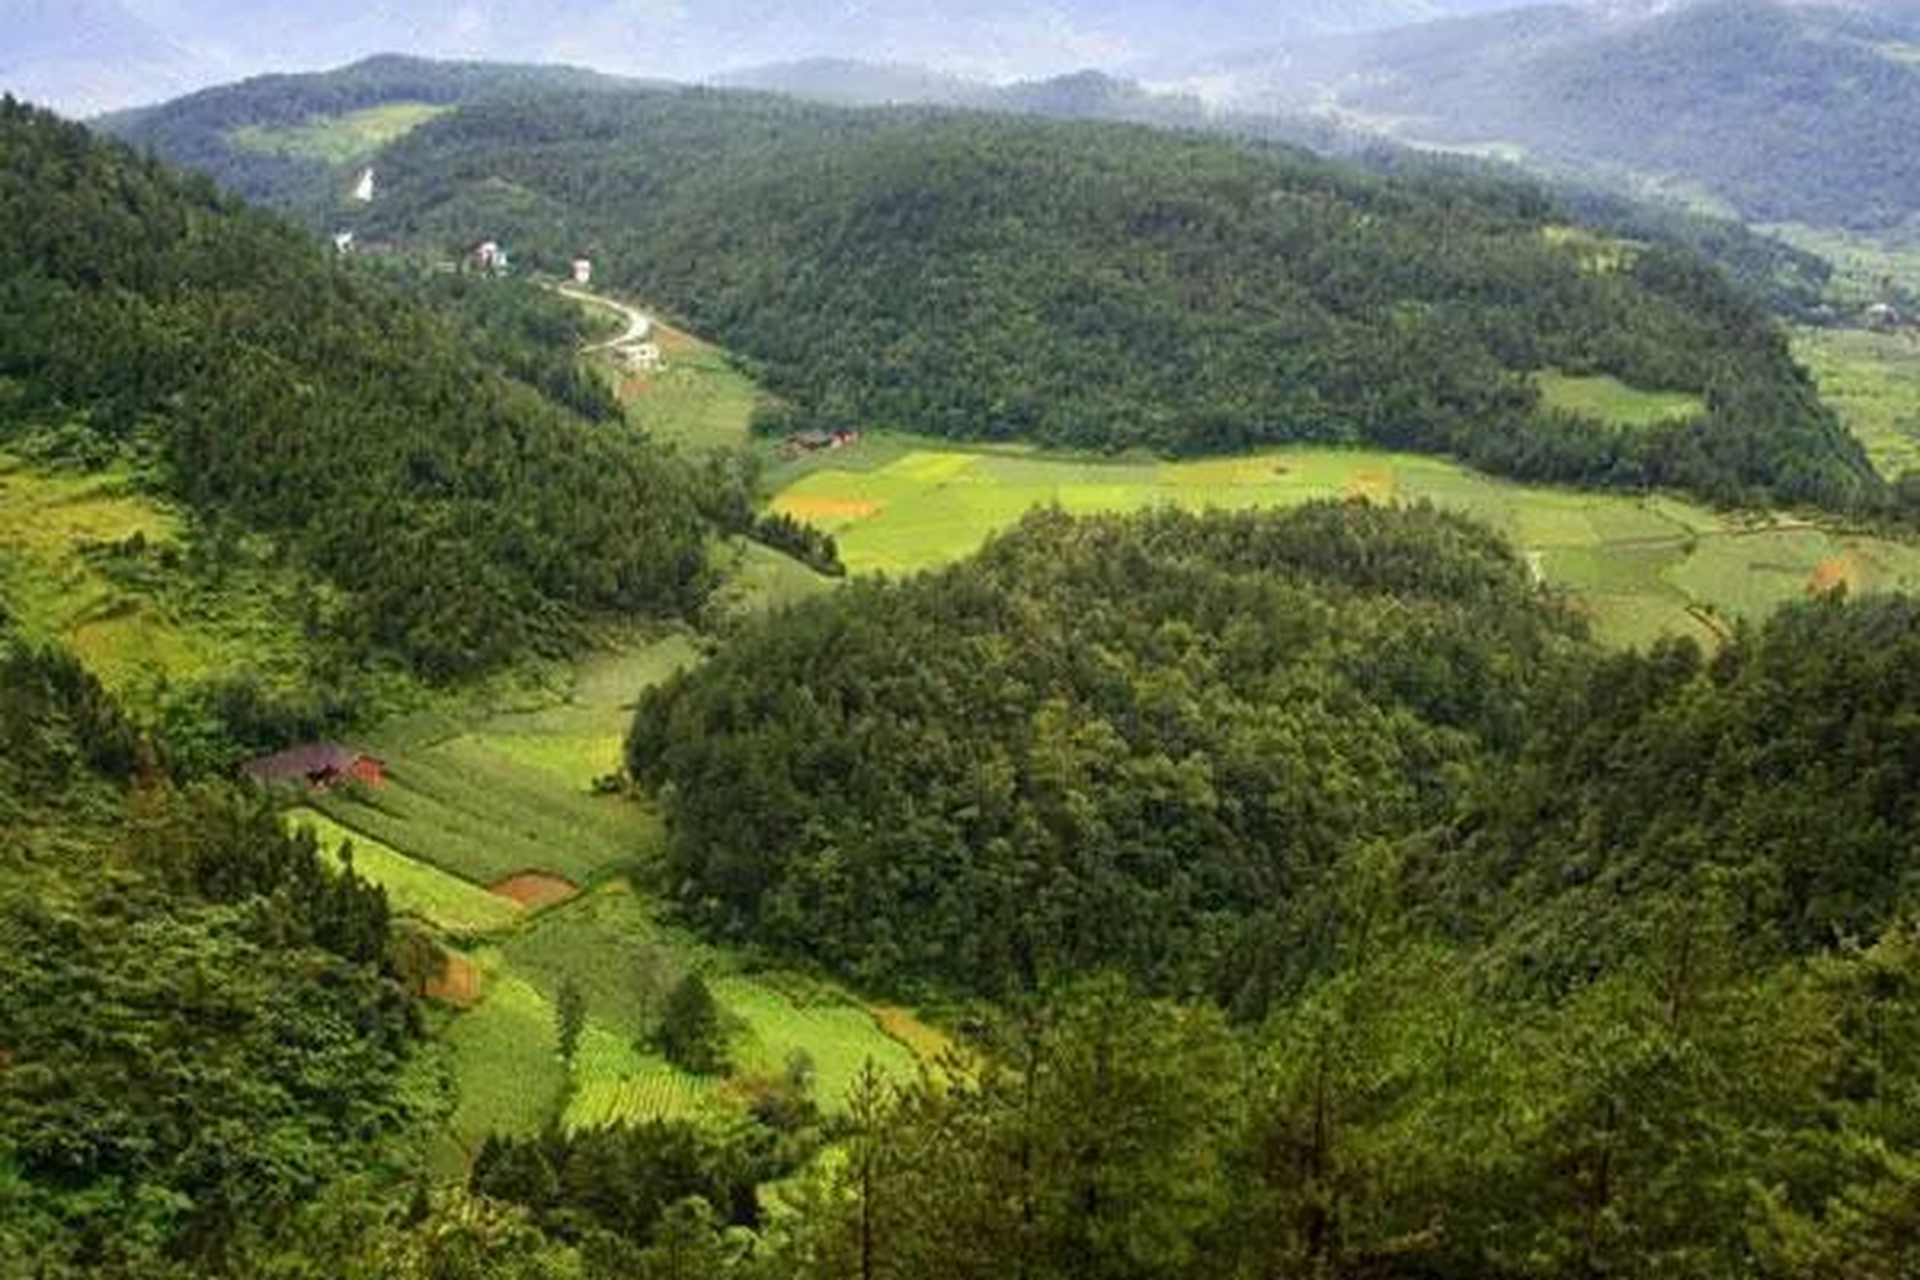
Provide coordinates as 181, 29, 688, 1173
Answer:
628, 502, 1589, 997
1252, 0, 1920, 234
0, 620, 417, 1275
632, 504, 1920, 1011
614, 503, 1920, 1277
0, 99, 713, 679
338, 90, 1876, 509
98, 55, 644, 216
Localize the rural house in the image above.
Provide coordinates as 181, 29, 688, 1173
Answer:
242, 742, 386, 792
572, 257, 593, 285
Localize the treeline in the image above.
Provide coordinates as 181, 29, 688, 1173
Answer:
0, 99, 714, 679
629, 502, 1590, 998
0, 622, 417, 1276
351, 89, 1876, 510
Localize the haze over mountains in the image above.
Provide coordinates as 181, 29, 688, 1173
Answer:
2, 0, 1596, 114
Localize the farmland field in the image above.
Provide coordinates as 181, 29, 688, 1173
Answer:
228, 102, 451, 164
1536, 371, 1704, 427
1795, 327, 1920, 479
770, 440, 1920, 648
289, 808, 523, 935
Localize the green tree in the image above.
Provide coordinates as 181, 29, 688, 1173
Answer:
556, 978, 587, 1067
657, 974, 728, 1076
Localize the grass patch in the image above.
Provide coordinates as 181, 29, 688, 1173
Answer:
0, 452, 310, 707
717, 977, 920, 1113
1794, 327, 1920, 479
1537, 372, 1704, 428
290, 808, 523, 935
228, 102, 451, 164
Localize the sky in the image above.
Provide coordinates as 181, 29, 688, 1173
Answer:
0, 0, 1550, 115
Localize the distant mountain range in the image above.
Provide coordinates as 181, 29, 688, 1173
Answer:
6, 0, 1532, 115
1169, 0, 1920, 231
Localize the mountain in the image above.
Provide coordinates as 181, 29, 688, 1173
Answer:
99, 55, 648, 213
330, 87, 1871, 508
5, 0, 1540, 116
0, 99, 714, 680
1188, 0, 1920, 233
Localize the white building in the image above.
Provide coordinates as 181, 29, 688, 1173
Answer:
352, 168, 375, 203
572, 258, 593, 286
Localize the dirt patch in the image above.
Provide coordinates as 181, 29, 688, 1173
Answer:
773, 495, 883, 522
426, 953, 483, 1006
1809, 551, 1870, 596
1344, 468, 1394, 501
618, 375, 656, 400
490, 872, 578, 910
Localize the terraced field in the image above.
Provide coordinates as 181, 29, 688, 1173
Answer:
772, 442, 1920, 648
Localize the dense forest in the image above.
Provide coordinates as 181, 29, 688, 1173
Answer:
0, 618, 417, 1276
631, 504, 1920, 1009
610, 504, 1920, 1277
0, 99, 715, 679
629, 502, 1588, 998
340, 89, 1878, 510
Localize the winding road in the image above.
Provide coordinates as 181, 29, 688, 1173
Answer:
558, 285, 653, 352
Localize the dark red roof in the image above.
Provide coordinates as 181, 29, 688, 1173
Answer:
241, 742, 372, 784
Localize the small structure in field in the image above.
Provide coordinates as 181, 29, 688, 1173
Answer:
332, 230, 355, 254
472, 240, 509, 273
784, 428, 861, 456
352, 168, 376, 203
572, 257, 593, 285
242, 743, 386, 792
621, 341, 665, 372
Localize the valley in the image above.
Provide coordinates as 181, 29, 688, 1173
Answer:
7, 37, 1920, 1276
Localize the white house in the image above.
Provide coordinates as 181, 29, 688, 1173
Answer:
352, 168, 375, 203
621, 342, 665, 373
331, 231, 355, 254
572, 258, 593, 286
473, 241, 508, 273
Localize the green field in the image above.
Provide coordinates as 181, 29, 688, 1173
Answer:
1795, 327, 1920, 479
770, 440, 1920, 648
582, 312, 762, 455
0, 452, 310, 706
289, 808, 523, 935
228, 102, 451, 164
1537, 372, 1703, 427
443, 965, 570, 1152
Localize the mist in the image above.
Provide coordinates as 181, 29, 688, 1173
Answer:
5, 0, 1545, 116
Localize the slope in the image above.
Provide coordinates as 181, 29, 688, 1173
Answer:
337, 88, 1874, 510
0, 99, 713, 682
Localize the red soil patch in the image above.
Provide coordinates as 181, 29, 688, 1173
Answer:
426, 953, 483, 1006
490, 872, 578, 910
1809, 551, 1870, 596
